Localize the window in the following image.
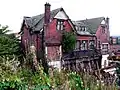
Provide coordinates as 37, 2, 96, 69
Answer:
84, 27, 86, 31
82, 27, 85, 31
81, 40, 88, 50
113, 38, 117, 44
79, 26, 86, 31
80, 26, 82, 31
75, 26, 78, 30
102, 44, 109, 54
57, 19, 64, 30
118, 37, 120, 44
110, 37, 113, 44
75, 41, 80, 50
104, 60, 107, 67
89, 40, 95, 49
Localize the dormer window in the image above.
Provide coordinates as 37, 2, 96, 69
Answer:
57, 19, 64, 30
84, 27, 86, 31
76, 26, 78, 30
80, 26, 82, 31
79, 26, 86, 31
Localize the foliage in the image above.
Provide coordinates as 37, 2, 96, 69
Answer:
0, 25, 23, 64
0, 25, 10, 35
0, 35, 20, 56
68, 72, 85, 90
0, 25, 117, 90
62, 31, 76, 53
0, 57, 118, 90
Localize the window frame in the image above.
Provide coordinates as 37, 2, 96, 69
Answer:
56, 19, 64, 31
81, 40, 88, 50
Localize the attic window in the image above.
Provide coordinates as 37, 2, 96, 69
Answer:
80, 26, 86, 31
57, 19, 64, 30
75, 26, 78, 30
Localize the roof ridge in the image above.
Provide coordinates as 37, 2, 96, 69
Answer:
77, 16, 105, 21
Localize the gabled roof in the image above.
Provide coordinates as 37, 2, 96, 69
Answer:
77, 17, 105, 34
22, 7, 75, 32
23, 8, 61, 31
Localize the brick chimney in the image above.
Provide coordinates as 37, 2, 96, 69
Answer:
106, 17, 109, 29
44, 2, 51, 25
106, 17, 109, 24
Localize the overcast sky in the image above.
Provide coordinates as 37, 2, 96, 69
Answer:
0, 0, 119, 36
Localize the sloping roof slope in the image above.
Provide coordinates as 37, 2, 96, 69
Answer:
77, 17, 105, 34
23, 8, 61, 31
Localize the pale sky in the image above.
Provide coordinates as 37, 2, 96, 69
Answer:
0, 0, 119, 36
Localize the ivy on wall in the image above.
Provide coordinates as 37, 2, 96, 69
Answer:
62, 31, 76, 53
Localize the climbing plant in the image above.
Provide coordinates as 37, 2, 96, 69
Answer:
62, 31, 76, 53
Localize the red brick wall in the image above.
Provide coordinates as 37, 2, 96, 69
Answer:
46, 19, 72, 60
22, 18, 72, 60
46, 19, 72, 41
21, 25, 31, 52
96, 25, 110, 43
21, 25, 41, 53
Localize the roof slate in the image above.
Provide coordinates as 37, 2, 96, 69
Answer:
72, 21, 91, 36
24, 8, 61, 31
77, 17, 105, 34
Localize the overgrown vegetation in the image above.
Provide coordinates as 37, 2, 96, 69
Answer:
0, 25, 118, 90
0, 25, 23, 62
62, 31, 76, 53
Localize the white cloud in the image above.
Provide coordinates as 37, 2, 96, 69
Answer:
0, 0, 119, 36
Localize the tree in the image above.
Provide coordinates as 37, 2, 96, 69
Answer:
62, 31, 76, 53
0, 25, 22, 62
0, 25, 10, 34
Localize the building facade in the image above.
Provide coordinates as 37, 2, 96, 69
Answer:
20, 3, 75, 68
110, 36, 120, 54
78, 17, 110, 55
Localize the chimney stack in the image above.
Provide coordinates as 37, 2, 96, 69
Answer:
106, 17, 109, 24
44, 2, 51, 25
106, 17, 109, 29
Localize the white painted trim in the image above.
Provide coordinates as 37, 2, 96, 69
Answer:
101, 20, 106, 24
54, 10, 68, 20
45, 46, 47, 58
102, 43, 109, 44
59, 45, 62, 59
